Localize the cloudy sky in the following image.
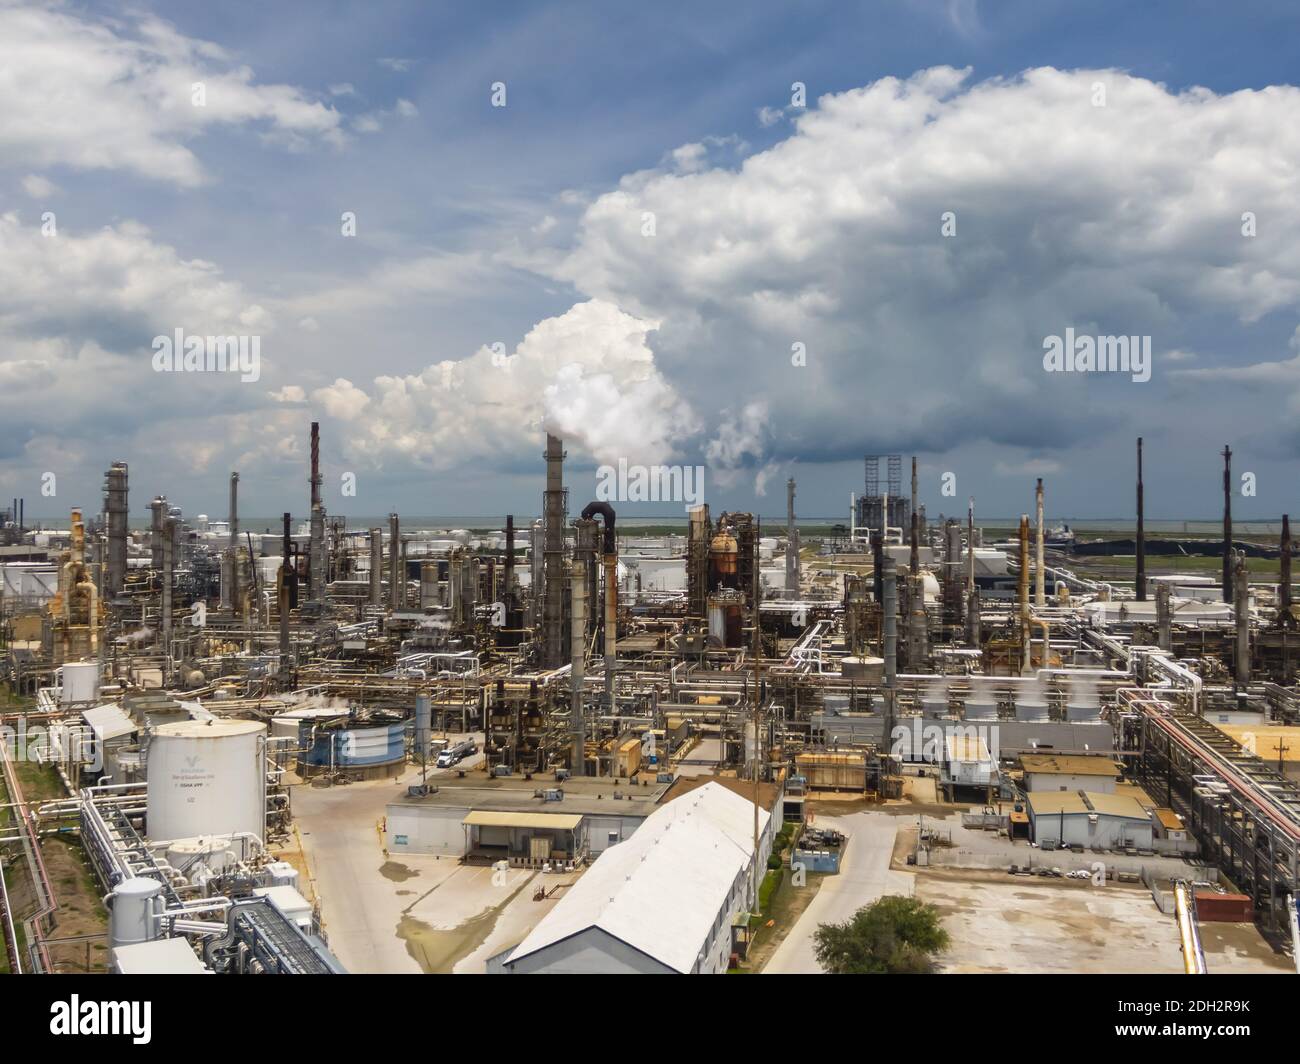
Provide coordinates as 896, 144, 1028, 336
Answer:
4, 0, 1300, 523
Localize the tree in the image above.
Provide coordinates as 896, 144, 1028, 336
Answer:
813, 896, 949, 974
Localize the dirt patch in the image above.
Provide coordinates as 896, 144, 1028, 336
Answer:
40, 836, 109, 974
746, 871, 827, 973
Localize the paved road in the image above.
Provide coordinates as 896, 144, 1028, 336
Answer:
764, 811, 914, 974
293, 769, 426, 973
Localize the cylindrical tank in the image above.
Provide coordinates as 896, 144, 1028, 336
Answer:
964, 697, 998, 720
60, 661, 100, 705
1016, 699, 1050, 722
109, 877, 163, 950
304, 720, 405, 768
1066, 702, 1102, 722
166, 835, 235, 879
146, 719, 267, 843
842, 656, 884, 683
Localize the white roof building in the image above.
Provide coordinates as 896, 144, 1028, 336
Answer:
498, 781, 772, 975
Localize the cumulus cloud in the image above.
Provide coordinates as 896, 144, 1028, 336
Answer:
0, 7, 344, 186
542, 66, 1300, 476
312, 300, 697, 472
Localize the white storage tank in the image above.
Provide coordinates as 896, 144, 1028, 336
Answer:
60, 661, 101, 705
147, 719, 267, 844
109, 877, 163, 950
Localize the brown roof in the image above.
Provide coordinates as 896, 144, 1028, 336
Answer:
1020, 753, 1121, 778
659, 774, 782, 813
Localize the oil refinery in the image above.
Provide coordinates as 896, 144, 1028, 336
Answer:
2, 428, 1299, 984
6, 2, 1300, 1045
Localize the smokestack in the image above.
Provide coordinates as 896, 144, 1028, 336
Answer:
161, 517, 176, 685
369, 528, 383, 605
279, 512, 292, 679
309, 421, 325, 604
1222, 445, 1233, 603
1281, 515, 1293, 618
569, 558, 587, 775
543, 434, 566, 667
1136, 438, 1146, 602
1234, 552, 1250, 685
965, 496, 979, 645
389, 513, 401, 609
1018, 514, 1031, 673
872, 530, 884, 603
1034, 478, 1045, 608
227, 473, 240, 613
504, 515, 516, 614
909, 457, 919, 575
882, 556, 898, 754
103, 461, 128, 600
786, 477, 799, 594
228, 472, 239, 547
150, 497, 167, 569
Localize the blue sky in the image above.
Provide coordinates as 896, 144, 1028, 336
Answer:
3, 0, 1300, 523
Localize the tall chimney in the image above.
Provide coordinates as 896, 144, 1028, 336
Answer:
369, 528, 383, 605
504, 515, 516, 614
1018, 514, 1031, 673
309, 421, 325, 604
1222, 445, 1233, 603
543, 434, 567, 667
1135, 437, 1146, 602
161, 517, 176, 685
966, 496, 979, 645
785, 477, 799, 594
389, 513, 401, 609
279, 512, 292, 678
227, 473, 240, 613
1281, 515, 1293, 618
1034, 478, 1045, 607
881, 556, 898, 753
909, 457, 919, 575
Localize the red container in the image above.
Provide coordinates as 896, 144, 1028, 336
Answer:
1194, 892, 1253, 922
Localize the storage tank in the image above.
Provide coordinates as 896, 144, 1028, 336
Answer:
165, 835, 236, 880
1016, 698, 1050, 722
60, 661, 100, 705
303, 714, 406, 777
963, 696, 998, 720
841, 656, 884, 683
109, 877, 163, 950
146, 719, 267, 843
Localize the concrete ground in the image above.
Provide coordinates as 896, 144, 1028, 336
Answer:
292, 738, 571, 974
674, 736, 723, 777
917, 869, 1292, 974
764, 811, 912, 974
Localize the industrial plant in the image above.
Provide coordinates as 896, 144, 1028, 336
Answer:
1, 427, 1298, 978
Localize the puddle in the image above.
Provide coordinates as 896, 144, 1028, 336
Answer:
397, 874, 534, 973
380, 861, 419, 882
